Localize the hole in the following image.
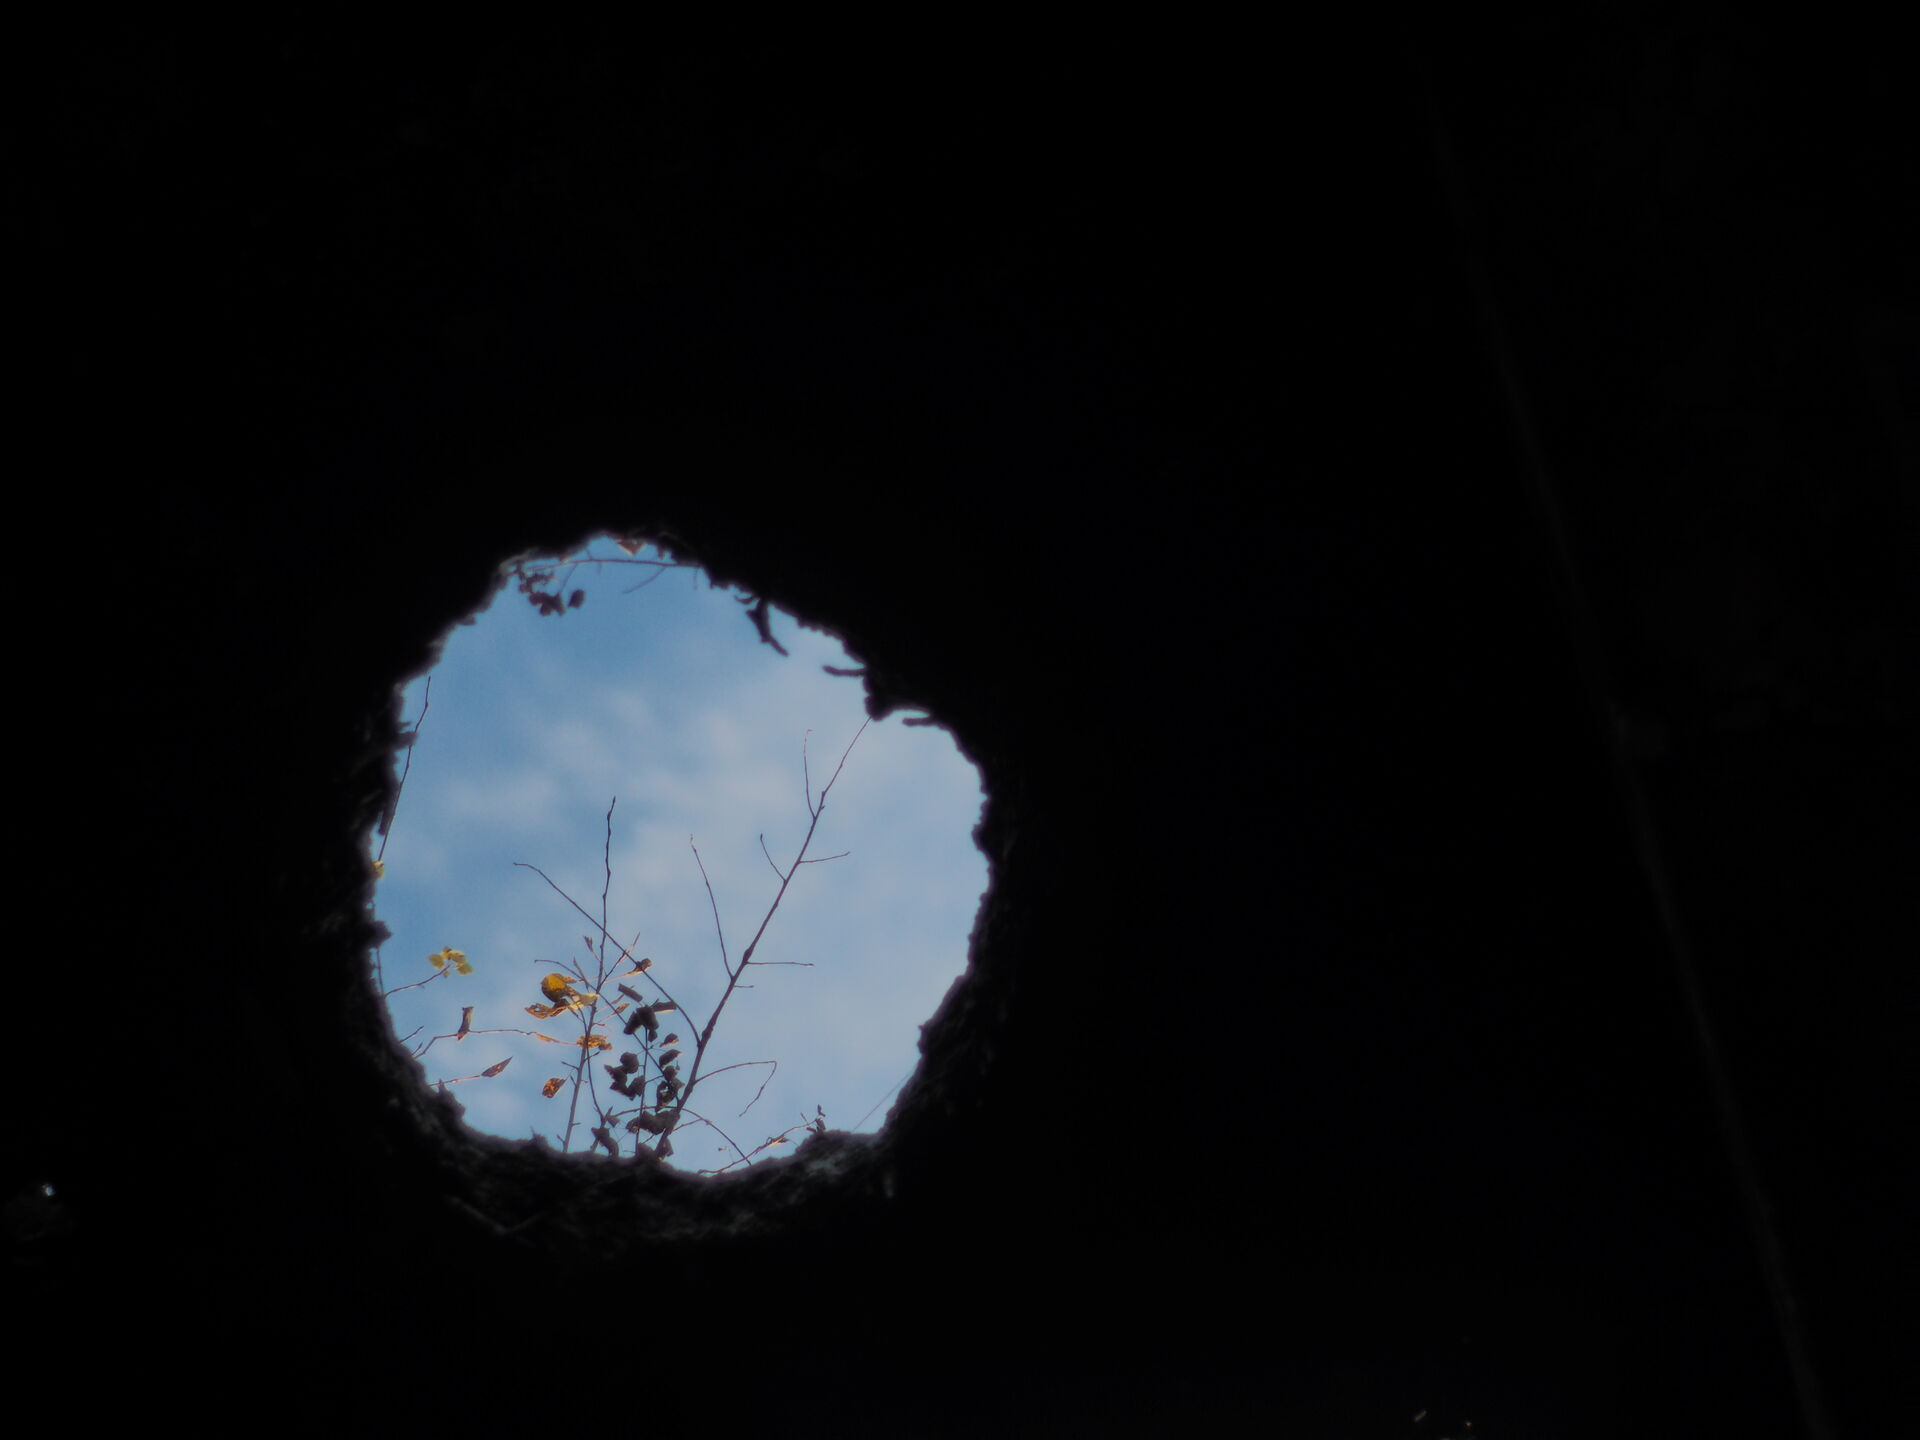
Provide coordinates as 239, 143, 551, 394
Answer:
371, 535, 987, 1172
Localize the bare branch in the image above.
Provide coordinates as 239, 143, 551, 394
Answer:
380, 965, 453, 1000
854, 1071, 913, 1131
494, 720, 869, 1168
668, 1105, 753, 1170
600, 797, 616, 963
759, 832, 787, 881
434, 1056, 514, 1086
661, 721, 870, 1151
378, 674, 431, 851
371, 675, 433, 991
697, 1118, 816, 1176
686, 1058, 779, 1113
688, 839, 732, 981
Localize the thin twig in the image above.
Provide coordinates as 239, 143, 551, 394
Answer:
698, 1118, 816, 1176
669, 1105, 753, 1169
378, 675, 431, 853
381, 966, 453, 1000
663, 721, 870, 1150
678, 1058, 779, 1114
417, 1021, 563, 1060
759, 833, 785, 881
689, 839, 732, 980
854, 1071, 912, 1131
431, 1055, 515, 1086
600, 798, 616, 956
372, 676, 432, 990
563, 803, 620, 1156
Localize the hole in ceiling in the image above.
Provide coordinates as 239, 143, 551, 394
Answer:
370, 534, 987, 1173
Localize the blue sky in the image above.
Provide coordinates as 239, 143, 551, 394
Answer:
369, 537, 989, 1172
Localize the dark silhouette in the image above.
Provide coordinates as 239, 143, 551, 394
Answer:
20, 15, 1910, 1435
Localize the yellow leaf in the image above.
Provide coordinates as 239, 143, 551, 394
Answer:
576, 1034, 612, 1052
541, 1077, 565, 1098
540, 973, 579, 1003
429, 947, 467, 972
372, 859, 385, 879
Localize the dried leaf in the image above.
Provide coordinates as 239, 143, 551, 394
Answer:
371, 859, 385, 879
455, 1006, 473, 1041
540, 973, 579, 1003
577, 1034, 612, 1052
479, 1057, 512, 1078
541, 1077, 565, 1098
